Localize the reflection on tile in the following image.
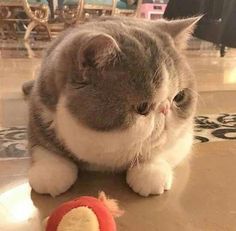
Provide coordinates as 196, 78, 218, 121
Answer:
0, 178, 42, 231
0, 98, 28, 127
0, 59, 40, 94
0, 57, 40, 127
0, 40, 47, 58
187, 49, 236, 92
224, 66, 236, 84
0, 182, 37, 223
197, 91, 236, 114
0, 159, 30, 176
0, 141, 236, 230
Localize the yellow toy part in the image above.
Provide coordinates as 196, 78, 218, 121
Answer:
57, 207, 100, 231
44, 192, 123, 231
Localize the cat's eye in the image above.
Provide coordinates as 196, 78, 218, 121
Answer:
173, 90, 187, 106
136, 102, 151, 116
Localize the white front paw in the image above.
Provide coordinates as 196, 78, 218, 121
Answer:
126, 160, 173, 197
29, 148, 78, 197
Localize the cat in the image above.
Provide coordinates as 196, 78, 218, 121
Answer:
25, 16, 199, 197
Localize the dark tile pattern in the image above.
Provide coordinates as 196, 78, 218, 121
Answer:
0, 114, 235, 158
194, 113, 236, 143
0, 126, 28, 158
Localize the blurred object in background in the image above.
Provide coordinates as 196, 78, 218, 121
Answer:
114, 0, 142, 17
61, 0, 142, 27
0, 0, 51, 40
164, 0, 236, 57
140, 0, 168, 20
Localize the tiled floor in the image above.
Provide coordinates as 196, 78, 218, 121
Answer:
0, 39, 236, 231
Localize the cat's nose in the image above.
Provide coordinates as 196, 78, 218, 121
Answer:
159, 100, 170, 115
136, 102, 152, 116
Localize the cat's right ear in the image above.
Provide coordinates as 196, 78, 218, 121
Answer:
78, 33, 121, 69
155, 16, 202, 49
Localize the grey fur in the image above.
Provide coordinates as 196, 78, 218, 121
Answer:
22, 80, 34, 96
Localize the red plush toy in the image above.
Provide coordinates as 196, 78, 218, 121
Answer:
44, 192, 123, 231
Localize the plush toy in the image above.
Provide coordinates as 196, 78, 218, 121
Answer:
44, 192, 123, 231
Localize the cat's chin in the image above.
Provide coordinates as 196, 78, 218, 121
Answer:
54, 96, 157, 169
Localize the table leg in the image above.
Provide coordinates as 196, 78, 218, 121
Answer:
220, 44, 226, 57
48, 0, 55, 19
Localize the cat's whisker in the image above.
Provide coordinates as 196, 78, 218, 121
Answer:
130, 151, 140, 168
187, 87, 200, 97
187, 87, 205, 105
153, 65, 162, 77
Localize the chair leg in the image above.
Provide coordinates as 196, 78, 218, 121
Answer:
24, 21, 51, 41
0, 27, 6, 39
24, 21, 37, 41
44, 23, 52, 40
48, 0, 55, 19
220, 44, 226, 57
78, 8, 84, 20
24, 41, 36, 58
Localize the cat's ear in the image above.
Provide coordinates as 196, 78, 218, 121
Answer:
157, 16, 202, 49
79, 33, 120, 69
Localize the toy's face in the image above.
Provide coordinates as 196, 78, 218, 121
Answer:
56, 207, 99, 231
45, 195, 118, 231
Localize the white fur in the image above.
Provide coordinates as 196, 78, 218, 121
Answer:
127, 128, 193, 196
160, 127, 193, 167
55, 96, 156, 171
127, 159, 173, 197
28, 146, 78, 197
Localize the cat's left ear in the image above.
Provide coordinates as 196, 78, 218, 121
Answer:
78, 33, 121, 69
156, 16, 202, 49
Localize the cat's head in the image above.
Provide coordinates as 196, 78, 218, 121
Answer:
55, 17, 199, 132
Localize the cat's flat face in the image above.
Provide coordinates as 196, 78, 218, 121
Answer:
58, 17, 198, 132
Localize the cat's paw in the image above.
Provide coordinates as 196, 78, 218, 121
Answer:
28, 147, 78, 197
126, 159, 173, 197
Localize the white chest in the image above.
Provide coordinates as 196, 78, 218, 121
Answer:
55, 97, 157, 170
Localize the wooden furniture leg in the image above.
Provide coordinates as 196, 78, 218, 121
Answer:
44, 23, 52, 39
24, 21, 37, 40
48, 0, 55, 19
220, 44, 226, 57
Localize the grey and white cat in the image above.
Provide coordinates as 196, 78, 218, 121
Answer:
26, 16, 199, 197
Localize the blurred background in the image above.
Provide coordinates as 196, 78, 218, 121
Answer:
0, 0, 236, 57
